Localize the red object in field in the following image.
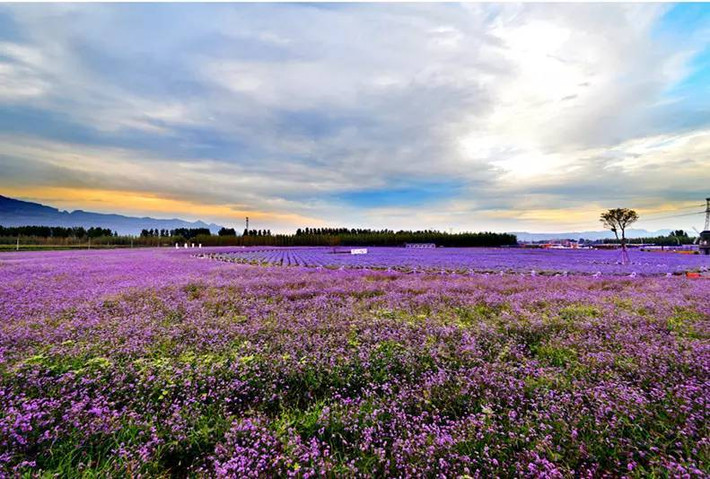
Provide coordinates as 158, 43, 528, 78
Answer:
686, 272, 701, 278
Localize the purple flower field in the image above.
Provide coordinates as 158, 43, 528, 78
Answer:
1, 247, 709, 477
213, 246, 710, 276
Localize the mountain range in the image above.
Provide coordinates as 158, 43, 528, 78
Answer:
511, 229, 674, 242
2, 194, 679, 240
0, 195, 223, 235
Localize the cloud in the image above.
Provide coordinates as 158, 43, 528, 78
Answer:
0, 3, 707, 232
0, 42, 49, 100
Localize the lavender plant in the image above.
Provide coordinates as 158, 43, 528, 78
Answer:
0, 248, 708, 476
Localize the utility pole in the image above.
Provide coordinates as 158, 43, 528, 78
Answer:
695, 198, 710, 256
16, 236, 19, 251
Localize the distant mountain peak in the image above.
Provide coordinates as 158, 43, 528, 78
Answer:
0, 194, 223, 235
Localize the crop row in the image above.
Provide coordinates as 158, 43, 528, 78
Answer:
204, 246, 710, 276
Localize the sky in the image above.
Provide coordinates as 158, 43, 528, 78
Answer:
0, 3, 708, 233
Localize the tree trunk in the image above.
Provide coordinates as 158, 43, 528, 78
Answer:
620, 229, 629, 265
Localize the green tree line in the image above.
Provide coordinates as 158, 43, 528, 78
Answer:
601, 230, 696, 246
140, 228, 211, 239
0, 225, 115, 238
0, 226, 207, 248
196, 229, 517, 247
1, 225, 517, 248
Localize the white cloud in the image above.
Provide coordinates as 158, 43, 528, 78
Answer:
0, 63, 47, 99
0, 4, 707, 231
0, 42, 49, 100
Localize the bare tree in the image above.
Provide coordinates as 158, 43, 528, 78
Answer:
600, 208, 639, 265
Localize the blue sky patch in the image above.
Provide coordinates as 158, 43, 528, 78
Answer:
336, 181, 463, 209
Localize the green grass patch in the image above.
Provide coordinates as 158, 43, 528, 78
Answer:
558, 304, 600, 322
534, 344, 579, 368
667, 307, 706, 339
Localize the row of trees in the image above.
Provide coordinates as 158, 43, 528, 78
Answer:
0, 225, 516, 248
337, 230, 516, 247
140, 228, 211, 239
195, 230, 517, 247
1, 225, 214, 248
0, 226, 115, 238
296, 228, 398, 236
602, 229, 695, 246
243, 229, 273, 236
219, 228, 274, 237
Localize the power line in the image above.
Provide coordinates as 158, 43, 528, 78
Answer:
660, 203, 706, 210
640, 211, 705, 222
641, 204, 706, 218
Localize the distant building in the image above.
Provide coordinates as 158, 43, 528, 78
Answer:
405, 243, 436, 249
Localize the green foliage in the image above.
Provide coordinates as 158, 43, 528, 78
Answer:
0, 225, 114, 238
183, 282, 205, 300
455, 303, 508, 326
667, 307, 705, 339
1, 225, 517, 248
200, 229, 517, 247
534, 344, 579, 368
558, 304, 600, 321
218, 227, 237, 236
600, 207, 639, 242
